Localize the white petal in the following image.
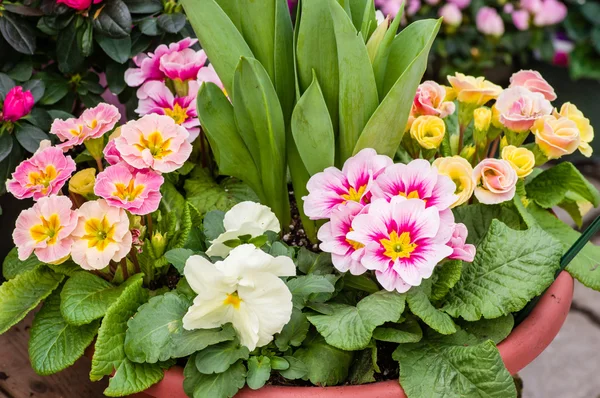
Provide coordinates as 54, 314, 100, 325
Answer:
223, 201, 281, 233
206, 224, 267, 258
183, 294, 233, 330
184, 255, 234, 297
231, 301, 261, 351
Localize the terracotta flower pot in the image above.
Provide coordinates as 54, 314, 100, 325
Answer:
135, 271, 574, 398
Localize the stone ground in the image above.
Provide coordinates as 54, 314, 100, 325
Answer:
521, 163, 600, 398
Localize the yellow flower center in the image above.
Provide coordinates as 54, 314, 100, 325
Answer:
380, 231, 417, 261
81, 216, 116, 252
133, 131, 173, 159
223, 292, 242, 309
399, 190, 420, 199
28, 165, 57, 193
164, 103, 188, 125
113, 180, 145, 202
342, 185, 367, 203
345, 228, 364, 251
69, 124, 84, 136
29, 214, 62, 245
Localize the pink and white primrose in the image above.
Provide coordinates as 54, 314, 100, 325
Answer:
94, 163, 164, 215
7, 146, 76, 200
303, 148, 393, 220
115, 114, 193, 173
13, 195, 77, 263
317, 201, 368, 275
160, 48, 207, 82
197, 64, 226, 94
371, 159, 458, 211
124, 38, 198, 87
51, 103, 120, 150
71, 199, 132, 270
136, 80, 200, 142
473, 158, 518, 204
347, 197, 454, 293
447, 222, 476, 262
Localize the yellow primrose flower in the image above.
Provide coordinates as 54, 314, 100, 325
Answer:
447, 73, 503, 106
69, 168, 96, 199
532, 115, 580, 160
432, 156, 474, 207
474, 107, 492, 133
554, 103, 594, 157
501, 145, 535, 178
442, 85, 457, 102
491, 104, 503, 129
410, 115, 446, 150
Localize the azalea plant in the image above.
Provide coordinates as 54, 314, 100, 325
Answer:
1, 1, 600, 398
374, 0, 568, 79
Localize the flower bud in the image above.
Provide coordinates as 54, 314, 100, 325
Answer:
367, 15, 390, 63
410, 115, 446, 150
69, 168, 97, 200
501, 145, 535, 178
3, 86, 34, 122
459, 145, 476, 163
151, 231, 167, 258
474, 107, 492, 133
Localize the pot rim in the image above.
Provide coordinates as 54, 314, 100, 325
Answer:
143, 271, 574, 398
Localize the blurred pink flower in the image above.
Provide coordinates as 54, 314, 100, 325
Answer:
3, 86, 34, 122
476, 7, 505, 37
439, 4, 463, 27
520, 0, 542, 13
512, 10, 530, 31
448, 0, 470, 9
533, 0, 567, 26
7, 146, 75, 200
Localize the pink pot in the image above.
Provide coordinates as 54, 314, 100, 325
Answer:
136, 271, 574, 398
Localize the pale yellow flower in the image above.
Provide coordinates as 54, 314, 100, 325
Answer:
432, 156, 474, 207
554, 103, 594, 157
501, 145, 535, 178
447, 73, 503, 106
68, 168, 96, 199
532, 115, 580, 160
473, 107, 492, 132
410, 115, 446, 150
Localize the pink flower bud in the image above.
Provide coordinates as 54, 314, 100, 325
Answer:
3, 86, 34, 122
511, 10, 530, 31
476, 7, 505, 37
56, 0, 102, 11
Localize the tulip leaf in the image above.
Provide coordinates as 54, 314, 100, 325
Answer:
329, 0, 379, 162
29, 288, 99, 376
354, 19, 440, 157
349, 0, 377, 41
372, 3, 403, 96
232, 57, 289, 226
291, 73, 335, 175
296, 0, 339, 133
196, 82, 265, 201
181, 0, 254, 99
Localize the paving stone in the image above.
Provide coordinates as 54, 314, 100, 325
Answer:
520, 311, 600, 398
572, 281, 600, 319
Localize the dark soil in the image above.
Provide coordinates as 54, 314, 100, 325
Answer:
282, 189, 319, 251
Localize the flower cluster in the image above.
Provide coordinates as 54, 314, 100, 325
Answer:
8, 104, 192, 270
183, 202, 294, 351
125, 38, 225, 142
304, 149, 475, 293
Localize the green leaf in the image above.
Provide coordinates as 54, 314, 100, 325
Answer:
278, 356, 308, 380
459, 314, 515, 345
275, 307, 310, 351
372, 316, 423, 344
7, 58, 33, 82
184, 356, 246, 398
195, 340, 249, 374
343, 273, 380, 294
165, 248, 195, 274
123, 0, 163, 13
291, 72, 335, 175
159, 180, 186, 228
407, 285, 457, 335
307, 290, 405, 350
96, 34, 132, 64
0, 13, 36, 54
21, 79, 45, 103
527, 204, 600, 290
232, 57, 289, 225
14, 123, 50, 153
90, 275, 164, 396
353, 19, 440, 157
105, 62, 128, 95
453, 203, 526, 245
93, 0, 132, 38
57, 19, 85, 74
286, 275, 336, 308
181, 0, 254, 97
157, 13, 187, 33
203, 210, 226, 242
38, 73, 70, 105
296, 0, 339, 133
184, 167, 246, 216
29, 289, 99, 375
0, 136, 22, 195
246, 356, 271, 390
442, 220, 563, 321
125, 292, 235, 363
295, 248, 334, 275
196, 82, 265, 201
293, 333, 353, 386
0, 73, 16, 100
2, 247, 41, 280
0, 131, 13, 162
329, 0, 379, 162
79, 19, 94, 57
393, 335, 517, 398
60, 272, 128, 326
526, 162, 600, 209
348, 346, 376, 385
0, 266, 64, 334
23, 108, 52, 131
430, 260, 462, 303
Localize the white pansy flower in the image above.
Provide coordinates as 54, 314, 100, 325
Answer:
182, 244, 295, 351
206, 201, 281, 258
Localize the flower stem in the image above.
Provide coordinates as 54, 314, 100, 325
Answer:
146, 214, 153, 237
488, 137, 500, 158
95, 157, 104, 172
120, 258, 129, 280
458, 124, 466, 155
130, 248, 141, 274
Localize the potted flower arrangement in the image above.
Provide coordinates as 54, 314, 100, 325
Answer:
374, 0, 568, 80
1, 0, 599, 398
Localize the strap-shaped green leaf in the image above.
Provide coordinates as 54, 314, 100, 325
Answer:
354, 19, 440, 157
